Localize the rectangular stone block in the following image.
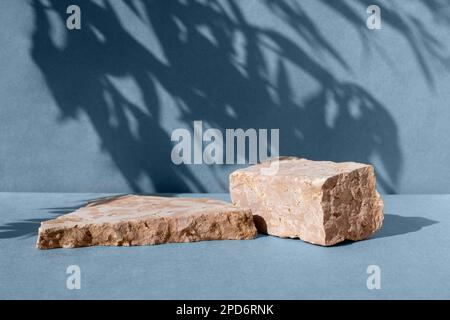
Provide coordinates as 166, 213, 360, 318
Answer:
230, 157, 384, 246
37, 195, 257, 249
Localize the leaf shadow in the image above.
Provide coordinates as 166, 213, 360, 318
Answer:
27, 0, 450, 194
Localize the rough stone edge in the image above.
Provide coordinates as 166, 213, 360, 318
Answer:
36, 207, 257, 250
321, 165, 384, 246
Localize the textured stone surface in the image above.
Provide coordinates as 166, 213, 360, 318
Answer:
37, 195, 257, 249
230, 157, 384, 246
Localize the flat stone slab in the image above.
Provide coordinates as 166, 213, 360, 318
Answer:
230, 157, 384, 246
37, 195, 257, 249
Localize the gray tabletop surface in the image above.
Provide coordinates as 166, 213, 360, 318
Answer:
0, 193, 448, 300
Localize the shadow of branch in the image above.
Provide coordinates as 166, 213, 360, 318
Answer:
27, 0, 450, 193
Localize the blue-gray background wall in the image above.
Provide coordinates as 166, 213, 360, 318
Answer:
1, 0, 449, 194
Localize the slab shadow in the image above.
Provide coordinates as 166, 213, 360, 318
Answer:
332, 214, 438, 246
250, 212, 439, 246
371, 214, 438, 239
0, 194, 129, 239
0, 206, 80, 239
